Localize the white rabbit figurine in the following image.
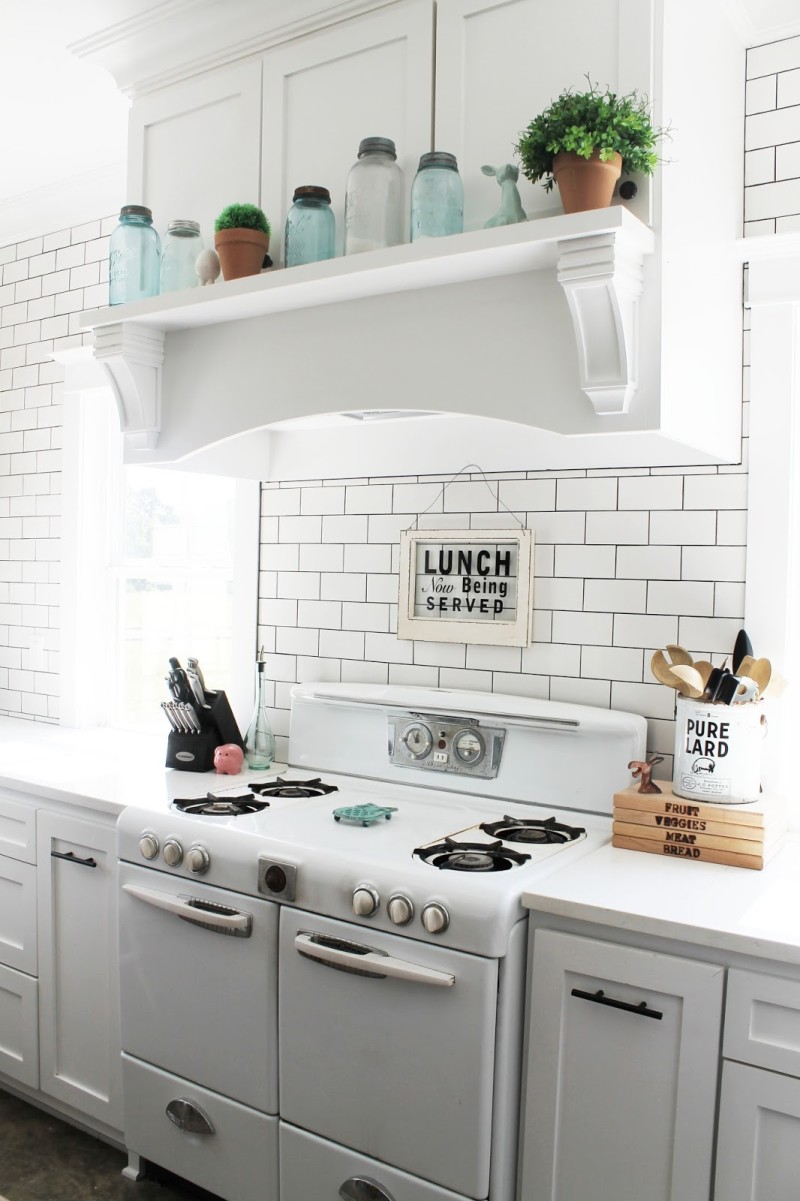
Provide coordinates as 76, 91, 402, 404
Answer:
482, 163, 527, 227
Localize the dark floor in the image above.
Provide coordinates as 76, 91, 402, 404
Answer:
0, 1091, 222, 1201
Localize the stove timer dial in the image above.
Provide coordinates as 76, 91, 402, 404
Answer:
402, 722, 433, 760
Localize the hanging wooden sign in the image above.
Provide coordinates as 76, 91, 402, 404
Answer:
398, 528, 534, 647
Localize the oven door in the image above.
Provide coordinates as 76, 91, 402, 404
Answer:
279, 908, 499, 1200
119, 861, 278, 1113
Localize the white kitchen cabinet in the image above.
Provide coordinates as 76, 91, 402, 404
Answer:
715, 1062, 800, 1201
434, 0, 652, 230
127, 59, 263, 248
36, 809, 122, 1131
261, 1, 435, 263
0, 962, 38, 1090
0, 855, 37, 976
520, 928, 724, 1201
714, 969, 800, 1200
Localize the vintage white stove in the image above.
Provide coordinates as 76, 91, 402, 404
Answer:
117, 683, 645, 1201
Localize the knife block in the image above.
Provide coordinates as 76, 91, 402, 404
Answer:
165, 689, 244, 772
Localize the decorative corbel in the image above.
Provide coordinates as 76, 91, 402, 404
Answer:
557, 231, 647, 415
92, 322, 165, 449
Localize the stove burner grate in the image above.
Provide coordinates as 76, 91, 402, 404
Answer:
173, 794, 270, 816
413, 838, 531, 872
250, 776, 339, 799
480, 815, 586, 845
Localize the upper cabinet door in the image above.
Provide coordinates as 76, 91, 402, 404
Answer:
127, 60, 263, 250
261, 2, 435, 262
434, 0, 654, 231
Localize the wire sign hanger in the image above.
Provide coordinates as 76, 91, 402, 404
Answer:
405, 464, 527, 531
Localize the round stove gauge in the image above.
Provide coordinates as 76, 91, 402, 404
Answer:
453, 729, 484, 766
402, 722, 433, 760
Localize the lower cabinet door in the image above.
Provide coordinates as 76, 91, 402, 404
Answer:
715, 1060, 800, 1201
123, 1055, 279, 1201
280, 1121, 468, 1201
0, 854, 36, 974
37, 810, 121, 1130
0, 961, 38, 1089
520, 928, 724, 1201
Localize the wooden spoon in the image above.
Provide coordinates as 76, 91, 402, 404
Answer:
669, 663, 705, 699
666, 644, 693, 667
748, 657, 772, 696
651, 650, 695, 696
692, 660, 715, 690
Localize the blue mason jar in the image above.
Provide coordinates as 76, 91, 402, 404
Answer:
284, 186, 335, 267
109, 205, 161, 305
410, 152, 464, 241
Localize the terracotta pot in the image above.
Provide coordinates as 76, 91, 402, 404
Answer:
552, 150, 623, 214
214, 228, 270, 281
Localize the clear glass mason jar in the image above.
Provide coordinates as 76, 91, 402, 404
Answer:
343, 136, 404, 255
108, 205, 161, 305
410, 152, 464, 241
284, 186, 335, 267
160, 219, 203, 294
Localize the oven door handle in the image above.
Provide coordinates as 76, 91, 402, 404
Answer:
295, 931, 454, 987
122, 883, 253, 936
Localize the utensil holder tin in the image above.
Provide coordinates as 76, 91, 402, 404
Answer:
672, 696, 766, 803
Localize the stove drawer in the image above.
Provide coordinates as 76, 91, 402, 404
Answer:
122, 1054, 278, 1201
281, 1121, 470, 1201
279, 908, 498, 1199
119, 862, 278, 1113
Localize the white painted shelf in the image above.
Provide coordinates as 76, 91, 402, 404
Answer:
81, 206, 653, 334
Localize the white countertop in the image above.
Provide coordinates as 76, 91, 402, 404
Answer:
0, 716, 283, 815
522, 833, 800, 967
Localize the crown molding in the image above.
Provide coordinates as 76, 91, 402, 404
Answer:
69, 0, 400, 97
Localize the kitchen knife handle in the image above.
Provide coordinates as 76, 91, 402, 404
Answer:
571, 987, 662, 1021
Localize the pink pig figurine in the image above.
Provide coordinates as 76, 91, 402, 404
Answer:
214, 743, 244, 774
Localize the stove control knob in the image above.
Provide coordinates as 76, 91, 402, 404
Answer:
162, 839, 184, 868
421, 902, 450, 935
186, 845, 211, 875
352, 886, 379, 917
138, 832, 160, 860
387, 894, 414, 926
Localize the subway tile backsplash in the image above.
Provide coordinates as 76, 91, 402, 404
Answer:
745, 34, 800, 234
257, 446, 749, 776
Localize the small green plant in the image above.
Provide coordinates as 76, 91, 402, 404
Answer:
516, 79, 666, 192
214, 203, 271, 236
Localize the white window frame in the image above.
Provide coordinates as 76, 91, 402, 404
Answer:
59, 353, 259, 734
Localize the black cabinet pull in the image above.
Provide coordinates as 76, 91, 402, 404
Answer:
571, 987, 662, 1021
51, 850, 98, 869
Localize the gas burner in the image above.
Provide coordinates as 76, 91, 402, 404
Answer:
413, 838, 531, 872
479, 815, 586, 845
250, 776, 339, 799
173, 794, 270, 816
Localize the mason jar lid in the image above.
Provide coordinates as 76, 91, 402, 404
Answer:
166, 219, 201, 235
357, 137, 397, 159
292, 186, 331, 203
120, 204, 153, 219
417, 151, 459, 172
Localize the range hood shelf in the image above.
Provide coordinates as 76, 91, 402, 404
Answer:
80, 207, 654, 452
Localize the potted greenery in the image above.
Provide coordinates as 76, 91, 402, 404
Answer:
214, 203, 271, 280
515, 80, 664, 214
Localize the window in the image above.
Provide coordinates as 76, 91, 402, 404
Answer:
62, 381, 258, 733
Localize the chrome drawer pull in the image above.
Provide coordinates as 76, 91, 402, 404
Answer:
165, 1098, 215, 1135
339, 1176, 396, 1201
571, 987, 663, 1021
296, 931, 454, 987
51, 850, 97, 868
